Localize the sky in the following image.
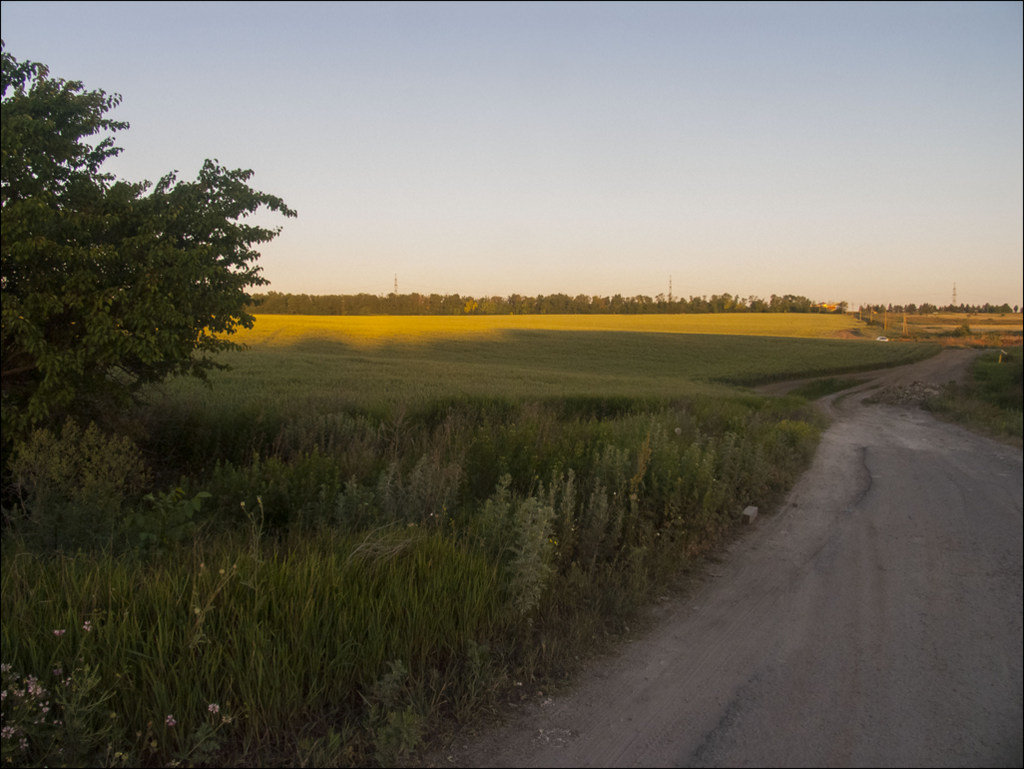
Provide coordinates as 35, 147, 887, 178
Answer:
2, 1, 1022, 309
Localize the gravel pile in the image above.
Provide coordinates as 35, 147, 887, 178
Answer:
866, 381, 947, 405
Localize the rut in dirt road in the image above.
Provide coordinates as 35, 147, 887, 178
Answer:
434, 350, 1023, 768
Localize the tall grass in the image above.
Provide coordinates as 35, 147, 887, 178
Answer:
3, 391, 823, 766
2, 529, 504, 766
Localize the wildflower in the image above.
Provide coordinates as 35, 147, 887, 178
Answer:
53, 629, 66, 637
207, 703, 220, 714
0, 663, 11, 674
165, 714, 176, 727
25, 677, 45, 698
1, 726, 16, 739
82, 620, 93, 632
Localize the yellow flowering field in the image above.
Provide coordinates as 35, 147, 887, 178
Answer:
233, 312, 866, 348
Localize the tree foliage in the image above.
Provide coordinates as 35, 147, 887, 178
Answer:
249, 290, 844, 316
1, 43, 296, 441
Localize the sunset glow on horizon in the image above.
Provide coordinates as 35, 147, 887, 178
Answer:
2, 1, 1021, 309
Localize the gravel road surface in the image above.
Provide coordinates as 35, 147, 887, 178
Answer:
433, 349, 1023, 768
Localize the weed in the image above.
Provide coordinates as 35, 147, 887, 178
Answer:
364, 661, 424, 765
4, 421, 148, 551
123, 488, 211, 553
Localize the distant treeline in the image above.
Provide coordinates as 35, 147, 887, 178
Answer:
249, 291, 848, 316
858, 302, 1019, 315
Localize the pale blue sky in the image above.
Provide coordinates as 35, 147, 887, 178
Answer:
3, 1, 1022, 307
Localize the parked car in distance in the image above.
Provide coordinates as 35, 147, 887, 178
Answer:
876, 336, 889, 342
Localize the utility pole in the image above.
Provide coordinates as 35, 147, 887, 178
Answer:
952, 283, 957, 307
394, 274, 398, 295
668, 275, 673, 303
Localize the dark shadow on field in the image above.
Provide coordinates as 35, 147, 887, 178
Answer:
279, 329, 941, 387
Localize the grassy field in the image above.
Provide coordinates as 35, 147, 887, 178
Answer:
904, 312, 1022, 332
158, 314, 939, 416
2, 313, 945, 768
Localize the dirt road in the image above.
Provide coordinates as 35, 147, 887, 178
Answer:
434, 349, 1023, 767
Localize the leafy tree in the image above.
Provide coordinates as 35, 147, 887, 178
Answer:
1, 43, 296, 444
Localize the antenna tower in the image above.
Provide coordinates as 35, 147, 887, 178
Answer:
952, 283, 957, 307
394, 274, 398, 295
668, 275, 673, 303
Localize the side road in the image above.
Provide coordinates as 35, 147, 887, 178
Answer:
431, 349, 1023, 767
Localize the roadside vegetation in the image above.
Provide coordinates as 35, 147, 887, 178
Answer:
1, 317, 940, 767
2, 394, 820, 767
925, 346, 1024, 447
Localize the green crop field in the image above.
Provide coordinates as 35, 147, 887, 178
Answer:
165, 313, 939, 415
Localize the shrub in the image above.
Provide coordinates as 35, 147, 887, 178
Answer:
475, 476, 556, 619
4, 421, 148, 551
